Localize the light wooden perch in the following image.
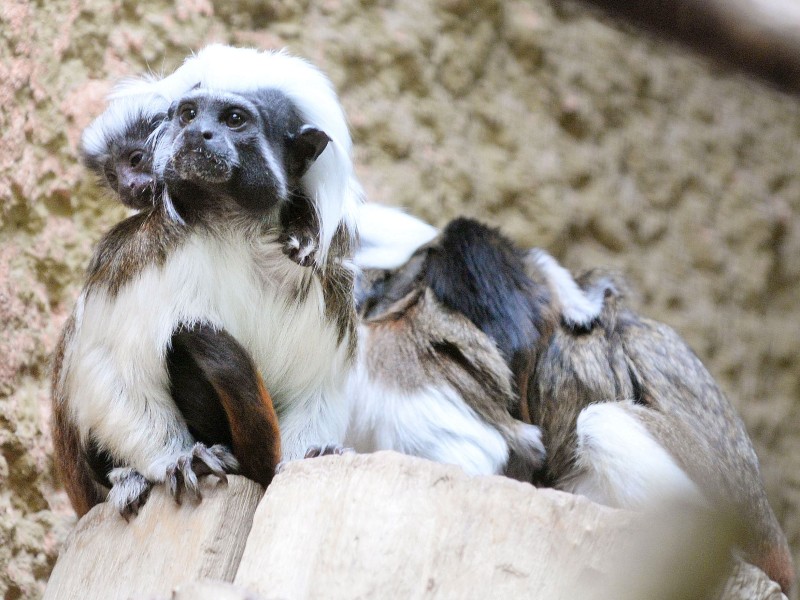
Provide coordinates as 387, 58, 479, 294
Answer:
44, 452, 786, 600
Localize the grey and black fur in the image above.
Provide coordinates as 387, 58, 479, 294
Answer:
352, 211, 793, 592
414, 218, 557, 423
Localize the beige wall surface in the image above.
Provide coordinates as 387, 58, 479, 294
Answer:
1, 0, 798, 597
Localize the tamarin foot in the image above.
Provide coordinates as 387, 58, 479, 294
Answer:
107, 467, 152, 521
165, 443, 240, 505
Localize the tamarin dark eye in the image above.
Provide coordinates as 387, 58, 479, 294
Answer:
224, 111, 246, 129
179, 105, 197, 125
129, 150, 144, 168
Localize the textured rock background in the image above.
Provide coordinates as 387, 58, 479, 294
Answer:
1, 0, 798, 597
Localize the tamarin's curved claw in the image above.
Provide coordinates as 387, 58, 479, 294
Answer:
304, 444, 355, 459
180, 453, 200, 500
166, 463, 182, 504
107, 467, 152, 521
165, 443, 240, 505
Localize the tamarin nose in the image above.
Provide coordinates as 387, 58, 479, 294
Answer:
202, 131, 213, 140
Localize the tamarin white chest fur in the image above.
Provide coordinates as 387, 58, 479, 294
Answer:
66, 224, 352, 477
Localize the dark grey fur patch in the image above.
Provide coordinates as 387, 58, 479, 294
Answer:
319, 223, 357, 358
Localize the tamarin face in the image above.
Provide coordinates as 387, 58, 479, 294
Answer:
105, 138, 159, 210
81, 106, 166, 210
158, 88, 330, 217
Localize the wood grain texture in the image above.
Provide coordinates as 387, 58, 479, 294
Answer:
44, 453, 786, 600
234, 452, 787, 600
235, 451, 640, 599
44, 476, 263, 600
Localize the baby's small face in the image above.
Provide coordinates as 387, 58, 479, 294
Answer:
106, 141, 158, 210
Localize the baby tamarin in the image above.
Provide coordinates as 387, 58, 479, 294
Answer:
526, 272, 795, 593
81, 94, 165, 210
52, 46, 361, 517
79, 58, 203, 211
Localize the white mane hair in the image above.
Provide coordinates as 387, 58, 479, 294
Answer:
106, 74, 163, 101
178, 44, 363, 266
107, 58, 203, 103
83, 56, 208, 163
80, 91, 169, 161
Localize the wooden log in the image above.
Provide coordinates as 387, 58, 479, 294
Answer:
44, 453, 786, 599
44, 476, 263, 600
233, 452, 624, 598
234, 451, 786, 600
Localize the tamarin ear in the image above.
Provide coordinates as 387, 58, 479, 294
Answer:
286, 125, 331, 179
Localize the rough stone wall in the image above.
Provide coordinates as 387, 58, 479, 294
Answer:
1, 0, 798, 597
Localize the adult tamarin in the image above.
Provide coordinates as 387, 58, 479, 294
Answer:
76, 64, 287, 518
350, 211, 793, 591
527, 272, 795, 593
52, 46, 361, 517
